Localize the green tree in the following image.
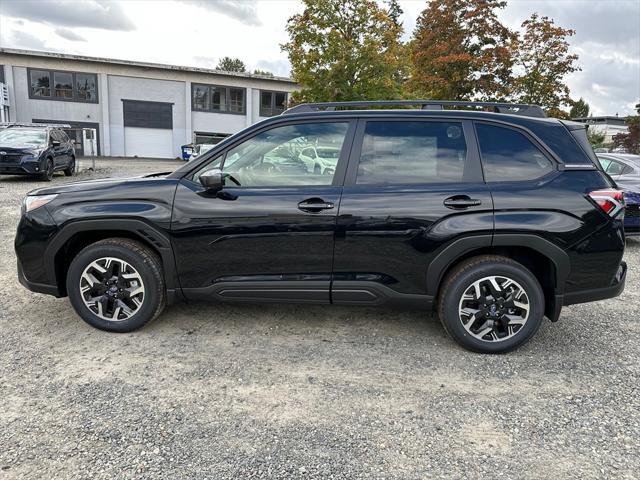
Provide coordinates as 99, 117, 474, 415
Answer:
587, 128, 606, 150
612, 103, 640, 154
570, 97, 590, 118
281, 0, 406, 103
253, 69, 274, 78
409, 0, 516, 101
216, 57, 246, 72
512, 14, 580, 114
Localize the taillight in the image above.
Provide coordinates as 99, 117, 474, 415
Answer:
588, 189, 625, 217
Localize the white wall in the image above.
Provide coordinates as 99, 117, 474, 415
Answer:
107, 75, 186, 157
11, 66, 101, 126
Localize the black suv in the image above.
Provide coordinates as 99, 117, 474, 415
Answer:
15, 101, 627, 353
0, 123, 76, 181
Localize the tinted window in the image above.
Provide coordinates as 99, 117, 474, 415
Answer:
191, 84, 245, 113
53, 72, 73, 98
356, 121, 468, 185
476, 124, 553, 182
30, 70, 50, 97
75, 73, 97, 101
195, 123, 348, 187
260, 91, 288, 117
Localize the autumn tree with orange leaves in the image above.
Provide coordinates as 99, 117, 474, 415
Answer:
408, 0, 516, 101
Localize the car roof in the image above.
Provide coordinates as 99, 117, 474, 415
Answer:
597, 153, 640, 165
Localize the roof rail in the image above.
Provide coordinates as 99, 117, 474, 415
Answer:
283, 100, 546, 118
0, 122, 72, 128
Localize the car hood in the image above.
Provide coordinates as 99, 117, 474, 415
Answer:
28, 172, 175, 196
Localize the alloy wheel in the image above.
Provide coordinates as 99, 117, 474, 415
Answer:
79, 257, 145, 321
458, 275, 530, 342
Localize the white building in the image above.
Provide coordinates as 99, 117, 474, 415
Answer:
572, 116, 629, 144
0, 48, 297, 158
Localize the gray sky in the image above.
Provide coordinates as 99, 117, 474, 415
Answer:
0, 0, 638, 115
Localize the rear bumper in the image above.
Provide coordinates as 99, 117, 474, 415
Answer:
563, 261, 627, 306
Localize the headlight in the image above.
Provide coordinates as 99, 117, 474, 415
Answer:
22, 149, 44, 161
22, 194, 58, 214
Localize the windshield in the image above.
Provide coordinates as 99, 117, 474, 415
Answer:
0, 129, 47, 147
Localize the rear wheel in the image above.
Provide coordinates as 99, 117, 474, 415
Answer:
41, 158, 54, 181
64, 156, 76, 176
66, 238, 165, 332
437, 255, 544, 353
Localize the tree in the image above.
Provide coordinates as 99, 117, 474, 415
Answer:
612, 103, 640, 154
587, 128, 606, 150
409, 0, 516, 101
216, 57, 246, 72
253, 69, 274, 78
512, 14, 580, 113
570, 97, 590, 118
281, 0, 406, 103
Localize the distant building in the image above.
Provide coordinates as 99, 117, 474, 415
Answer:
572, 116, 629, 144
0, 48, 297, 158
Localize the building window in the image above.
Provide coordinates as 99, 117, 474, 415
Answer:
191, 83, 245, 114
260, 90, 288, 117
28, 68, 98, 103
53, 72, 73, 98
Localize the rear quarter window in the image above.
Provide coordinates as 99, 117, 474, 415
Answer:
476, 123, 554, 182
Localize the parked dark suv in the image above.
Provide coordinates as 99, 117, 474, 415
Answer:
15, 101, 627, 353
0, 123, 76, 181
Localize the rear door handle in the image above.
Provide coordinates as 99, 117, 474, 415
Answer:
298, 198, 335, 212
443, 195, 482, 209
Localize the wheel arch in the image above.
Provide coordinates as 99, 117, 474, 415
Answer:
427, 234, 570, 321
45, 219, 180, 300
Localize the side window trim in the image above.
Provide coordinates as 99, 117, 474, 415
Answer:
343, 118, 483, 186
190, 119, 357, 188
473, 120, 558, 184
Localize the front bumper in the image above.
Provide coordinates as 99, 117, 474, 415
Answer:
17, 258, 61, 297
563, 261, 627, 306
0, 161, 42, 175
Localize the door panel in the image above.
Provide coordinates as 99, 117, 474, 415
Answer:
171, 120, 355, 301
172, 181, 341, 300
332, 119, 493, 299
333, 183, 493, 296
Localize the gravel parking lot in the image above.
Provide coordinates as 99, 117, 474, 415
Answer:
0, 158, 638, 479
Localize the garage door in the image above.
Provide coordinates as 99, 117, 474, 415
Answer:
124, 127, 173, 158
123, 100, 174, 159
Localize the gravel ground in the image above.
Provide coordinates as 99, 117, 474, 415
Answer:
0, 158, 638, 479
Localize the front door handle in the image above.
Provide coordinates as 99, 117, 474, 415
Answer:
443, 195, 482, 209
298, 198, 335, 213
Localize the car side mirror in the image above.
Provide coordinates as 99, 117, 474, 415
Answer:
199, 168, 224, 192
51, 140, 61, 147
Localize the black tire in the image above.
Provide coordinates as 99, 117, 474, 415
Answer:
66, 238, 166, 332
64, 156, 76, 176
41, 158, 54, 181
437, 255, 544, 354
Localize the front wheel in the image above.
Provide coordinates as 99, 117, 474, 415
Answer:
66, 238, 166, 332
437, 255, 544, 353
64, 156, 76, 176
41, 158, 54, 181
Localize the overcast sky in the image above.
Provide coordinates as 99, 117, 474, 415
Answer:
0, 0, 638, 115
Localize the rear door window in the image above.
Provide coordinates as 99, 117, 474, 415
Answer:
476, 123, 554, 182
355, 121, 469, 185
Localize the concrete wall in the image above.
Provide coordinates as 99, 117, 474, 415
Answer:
0, 50, 297, 158
10, 66, 102, 129
107, 75, 186, 157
